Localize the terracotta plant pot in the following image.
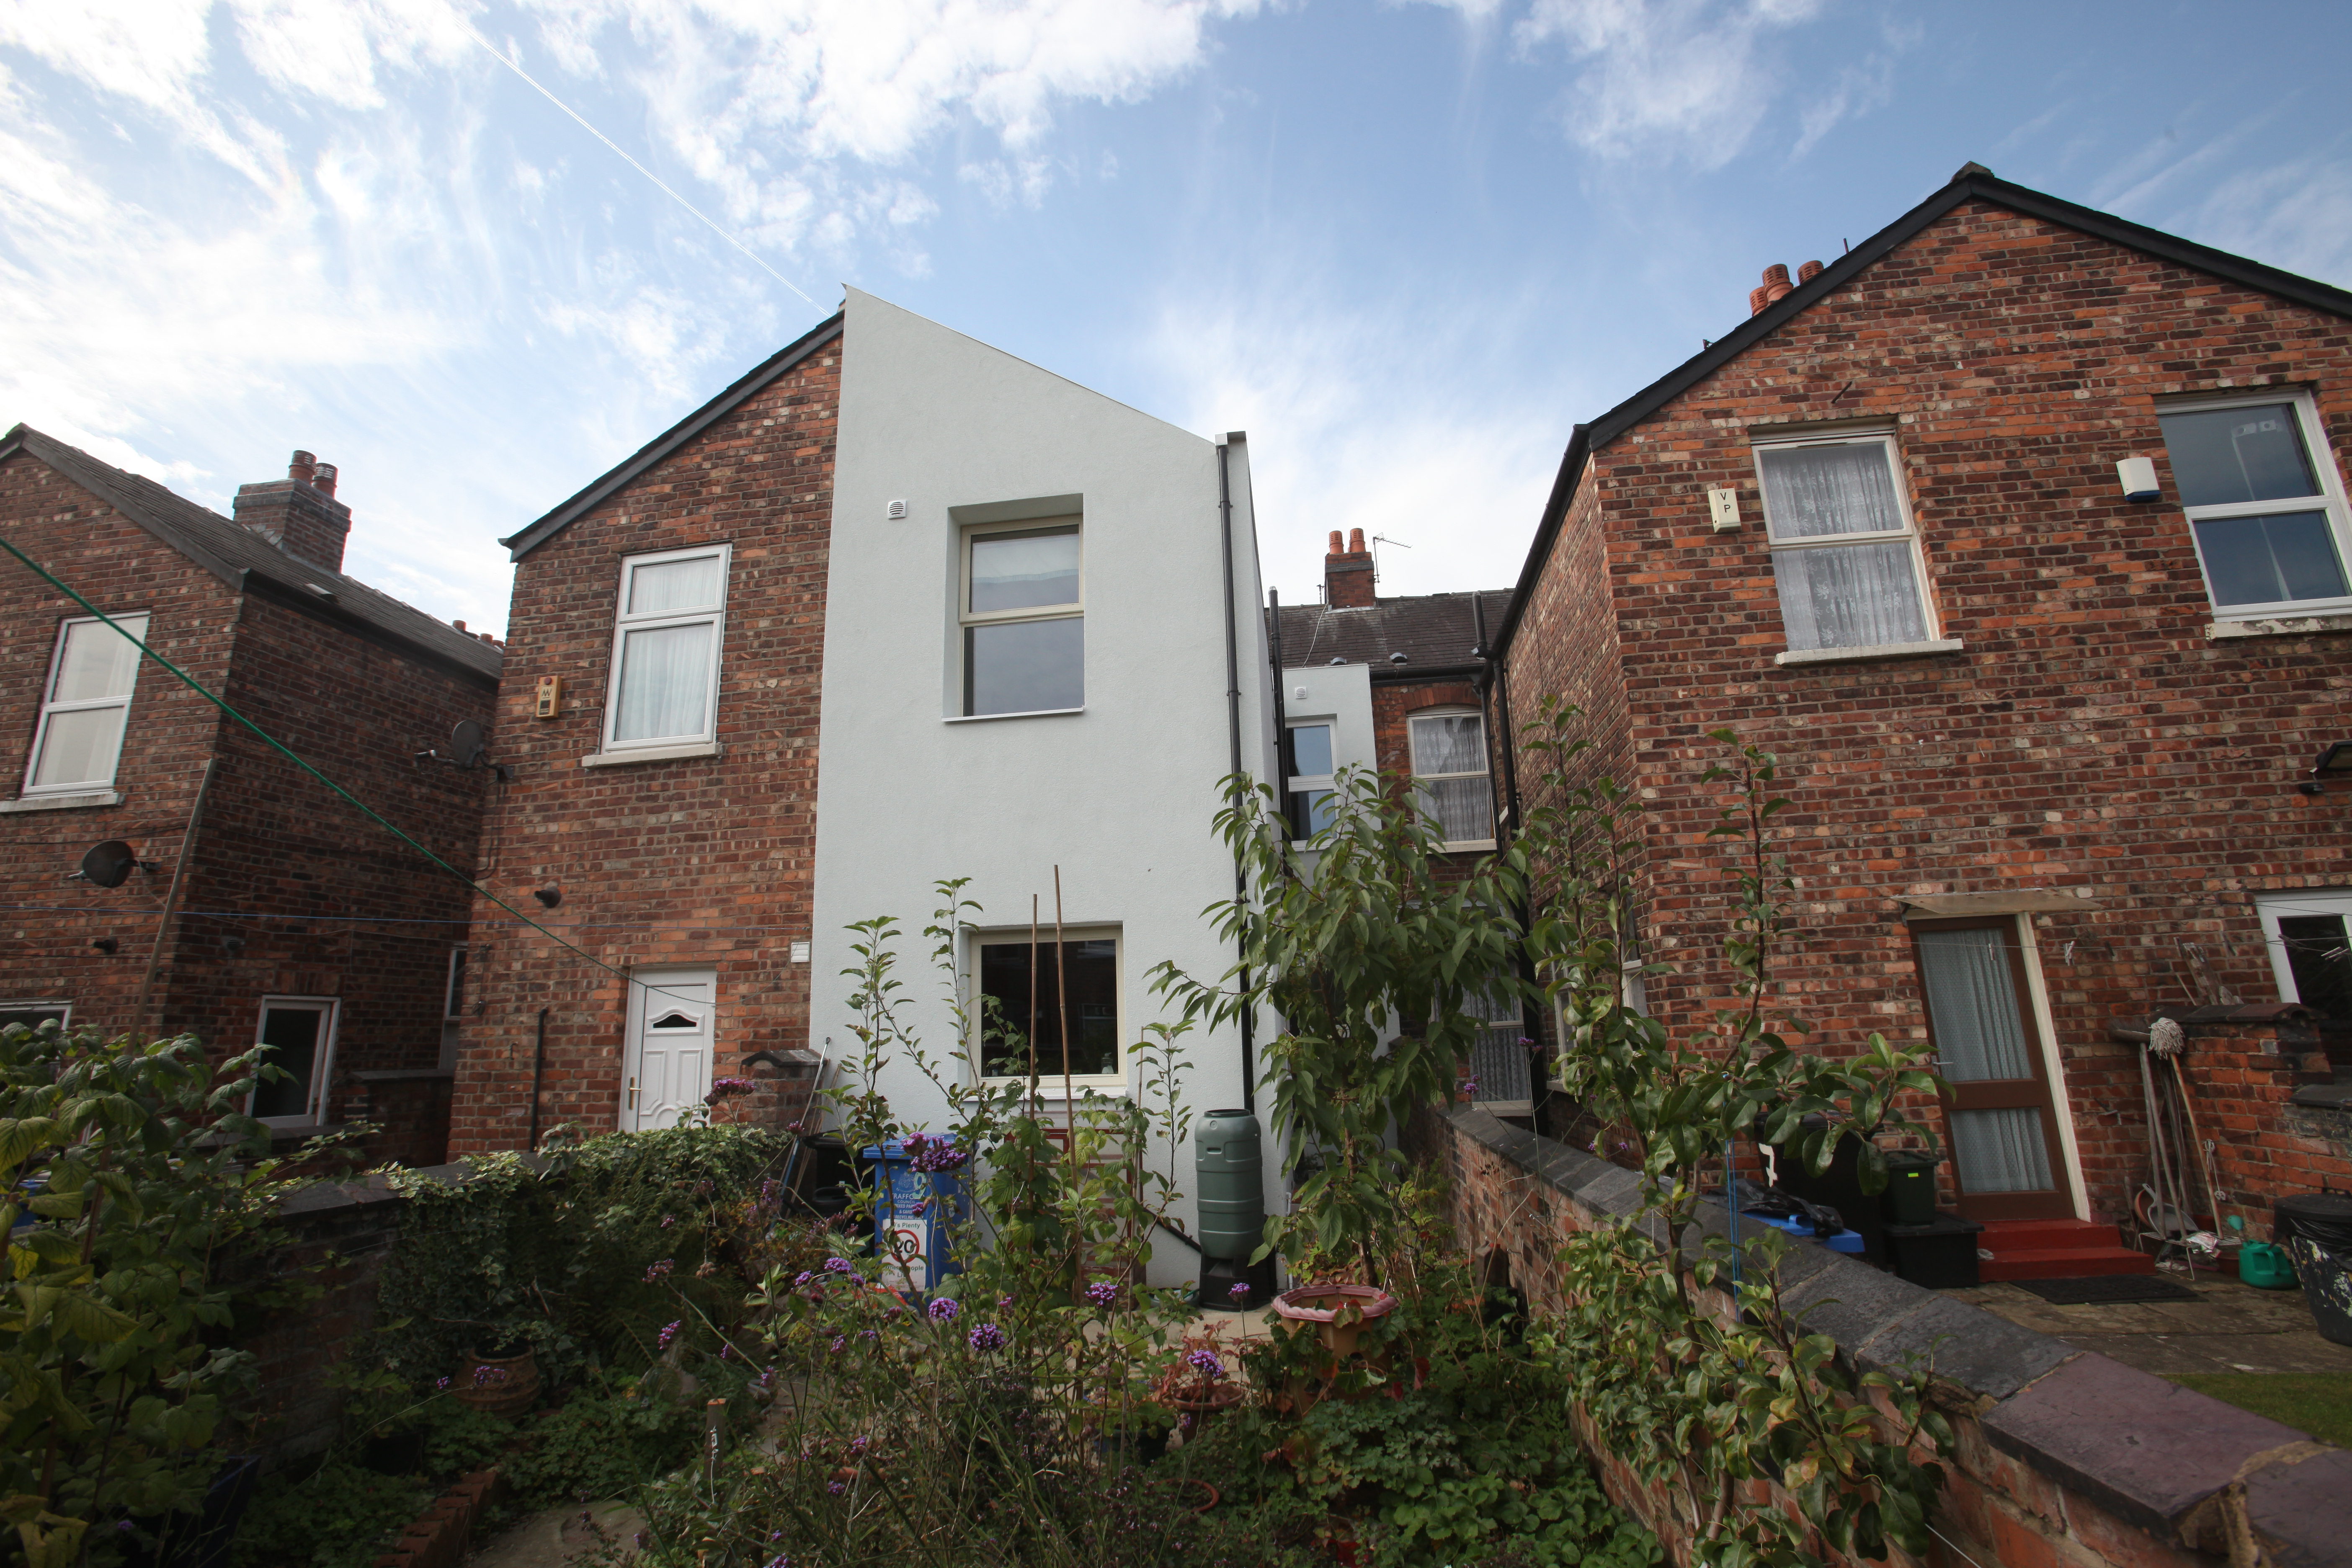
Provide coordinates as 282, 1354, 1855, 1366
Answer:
1272, 1284, 1397, 1361
454, 1346, 539, 1418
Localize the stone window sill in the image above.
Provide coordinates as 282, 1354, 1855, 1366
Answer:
1773, 638, 1964, 668
580, 741, 722, 767
944, 707, 1086, 724
0, 790, 124, 813
2207, 612, 2352, 640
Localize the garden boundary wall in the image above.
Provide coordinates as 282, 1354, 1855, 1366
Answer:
1409, 1104, 2352, 1568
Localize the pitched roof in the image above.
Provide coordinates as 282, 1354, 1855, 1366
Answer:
502, 312, 844, 560
1271, 589, 1510, 676
1489, 162, 2352, 660
0, 424, 502, 682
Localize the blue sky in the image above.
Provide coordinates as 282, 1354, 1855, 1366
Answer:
5, 0, 2350, 635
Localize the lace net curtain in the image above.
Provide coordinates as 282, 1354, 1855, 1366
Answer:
1917, 927, 2053, 1195
1411, 714, 1493, 843
1761, 444, 1928, 650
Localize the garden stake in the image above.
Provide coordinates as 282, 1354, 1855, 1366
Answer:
704, 1398, 726, 1484
1055, 864, 1075, 1148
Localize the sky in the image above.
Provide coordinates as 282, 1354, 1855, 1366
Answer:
4, 0, 2351, 638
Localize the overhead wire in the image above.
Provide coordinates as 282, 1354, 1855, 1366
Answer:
0, 531, 701, 1012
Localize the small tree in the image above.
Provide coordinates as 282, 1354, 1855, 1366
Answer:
1151, 767, 1524, 1280
0, 1024, 332, 1568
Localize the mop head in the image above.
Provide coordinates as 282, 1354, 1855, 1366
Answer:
2148, 1016, 2187, 1058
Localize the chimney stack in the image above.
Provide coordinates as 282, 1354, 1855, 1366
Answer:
1324, 525, 1375, 609
1747, 260, 1824, 317
235, 448, 352, 573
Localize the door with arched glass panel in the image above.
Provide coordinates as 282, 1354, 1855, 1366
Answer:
1910, 918, 2072, 1221
623, 969, 715, 1130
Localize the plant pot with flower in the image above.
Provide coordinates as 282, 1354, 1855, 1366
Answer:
1151, 1330, 1246, 1438
454, 1336, 539, 1418
1271, 1282, 1397, 1362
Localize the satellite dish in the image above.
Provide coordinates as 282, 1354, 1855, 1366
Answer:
449, 720, 486, 769
80, 841, 139, 888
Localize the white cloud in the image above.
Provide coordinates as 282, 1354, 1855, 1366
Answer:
2180, 152, 2352, 289
1512, 0, 1825, 168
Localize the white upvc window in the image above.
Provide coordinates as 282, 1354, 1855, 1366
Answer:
2256, 890, 2352, 1025
247, 995, 340, 1127
0, 1000, 71, 1033
602, 546, 730, 751
23, 614, 150, 795
972, 925, 1123, 1090
1753, 430, 1937, 652
2157, 391, 2352, 619
960, 518, 1083, 717
1409, 708, 1495, 850
1286, 720, 1336, 838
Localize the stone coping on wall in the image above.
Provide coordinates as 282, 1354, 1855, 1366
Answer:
1438, 1105, 2352, 1568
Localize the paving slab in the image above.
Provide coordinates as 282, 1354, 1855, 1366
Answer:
465, 1501, 642, 1568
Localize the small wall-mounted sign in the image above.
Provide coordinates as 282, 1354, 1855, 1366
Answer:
1707, 488, 1741, 531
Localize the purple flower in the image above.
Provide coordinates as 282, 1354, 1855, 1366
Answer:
826, 1481, 846, 1496
1085, 1280, 1118, 1308
911, 1201, 927, 1217
1457, 1078, 1480, 1097
927, 1297, 960, 1323
719, 1342, 733, 1360
707, 1076, 757, 1100
435, 1376, 451, 1390
793, 1271, 813, 1287
758, 1369, 775, 1390
660, 1214, 677, 1229
1228, 1282, 1251, 1302
644, 1258, 675, 1283
997, 1294, 1014, 1309
849, 1436, 869, 1454
829, 1336, 847, 1353
472, 1365, 510, 1387
859, 1328, 877, 1341
968, 1323, 1007, 1352
823, 1258, 854, 1274
904, 1133, 967, 1173
765, 1556, 792, 1568
1186, 1349, 1225, 1379
657, 1320, 681, 1350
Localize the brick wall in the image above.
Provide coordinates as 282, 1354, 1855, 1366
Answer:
1411, 1104, 2351, 1568
1499, 197, 2352, 1226
2154, 1011, 2352, 1230
448, 342, 841, 1153
159, 591, 494, 1117
0, 456, 239, 1029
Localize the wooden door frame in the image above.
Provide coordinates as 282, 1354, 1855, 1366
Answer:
1908, 916, 2073, 1222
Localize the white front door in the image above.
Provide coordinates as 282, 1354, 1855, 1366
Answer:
624, 969, 715, 1130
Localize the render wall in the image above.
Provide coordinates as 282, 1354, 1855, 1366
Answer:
447, 336, 841, 1154
808, 290, 1272, 1282
1501, 197, 2352, 1228
0, 455, 240, 1030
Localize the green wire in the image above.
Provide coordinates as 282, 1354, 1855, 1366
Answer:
0, 529, 647, 999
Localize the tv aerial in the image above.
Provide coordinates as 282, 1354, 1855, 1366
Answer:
415, 719, 513, 783
70, 840, 155, 887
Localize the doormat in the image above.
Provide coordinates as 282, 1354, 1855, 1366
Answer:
2014, 1275, 2199, 1305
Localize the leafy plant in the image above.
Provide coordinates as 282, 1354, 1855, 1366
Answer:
230, 1462, 429, 1568
1519, 712, 1952, 1564
0, 1023, 342, 1568
1151, 767, 1526, 1279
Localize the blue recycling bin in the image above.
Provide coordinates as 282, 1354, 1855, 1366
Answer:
863, 1137, 967, 1292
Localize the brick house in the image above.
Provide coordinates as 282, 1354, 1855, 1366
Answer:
1270, 530, 1521, 1096
449, 291, 1273, 1279
1486, 164, 2352, 1276
0, 428, 501, 1162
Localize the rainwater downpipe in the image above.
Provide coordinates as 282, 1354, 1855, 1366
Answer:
1216, 433, 1256, 1112
527, 1007, 549, 1151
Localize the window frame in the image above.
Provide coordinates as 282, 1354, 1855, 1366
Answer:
1285, 718, 1336, 841
600, 544, 731, 753
245, 994, 341, 1128
2158, 389, 2352, 621
968, 923, 1125, 1093
1407, 706, 1496, 852
23, 613, 151, 797
0, 1000, 72, 1032
958, 517, 1084, 718
2255, 889, 2352, 1021
1749, 428, 1941, 653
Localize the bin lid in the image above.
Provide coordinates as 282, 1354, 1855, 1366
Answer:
2276, 1191, 2352, 1219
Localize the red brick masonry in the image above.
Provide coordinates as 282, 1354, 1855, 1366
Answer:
1410, 1103, 2352, 1568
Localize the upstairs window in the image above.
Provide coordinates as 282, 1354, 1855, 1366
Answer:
962, 520, 1083, 716
2158, 394, 2352, 616
604, 547, 729, 749
1409, 709, 1494, 850
1286, 721, 1336, 838
1754, 432, 1935, 652
25, 614, 149, 795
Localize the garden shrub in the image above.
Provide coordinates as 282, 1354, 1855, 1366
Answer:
230, 1463, 430, 1568
503, 1375, 705, 1509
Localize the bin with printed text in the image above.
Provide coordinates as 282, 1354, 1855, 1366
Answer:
863, 1137, 967, 1293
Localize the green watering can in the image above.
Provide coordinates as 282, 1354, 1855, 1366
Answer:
2229, 1217, 2298, 1289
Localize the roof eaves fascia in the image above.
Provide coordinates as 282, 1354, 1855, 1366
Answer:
501, 313, 845, 561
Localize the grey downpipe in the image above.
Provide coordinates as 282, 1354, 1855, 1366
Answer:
1217, 435, 1256, 1113
528, 1006, 549, 1150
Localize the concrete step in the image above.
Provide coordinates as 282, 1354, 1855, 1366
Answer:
1979, 1245, 2159, 1281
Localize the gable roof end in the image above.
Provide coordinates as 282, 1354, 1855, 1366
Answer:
1488, 163, 2352, 661
501, 311, 845, 561
0, 424, 501, 681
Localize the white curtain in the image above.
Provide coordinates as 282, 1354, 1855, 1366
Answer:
32, 708, 127, 789
1410, 713, 1485, 774
628, 556, 722, 615
1759, 444, 1902, 539
1950, 1108, 2053, 1194
1772, 541, 1927, 650
970, 528, 1081, 612
614, 623, 714, 740
53, 616, 147, 700
1916, 927, 2032, 1082
1417, 776, 1493, 843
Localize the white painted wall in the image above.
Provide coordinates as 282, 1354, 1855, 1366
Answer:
808, 290, 1274, 1285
